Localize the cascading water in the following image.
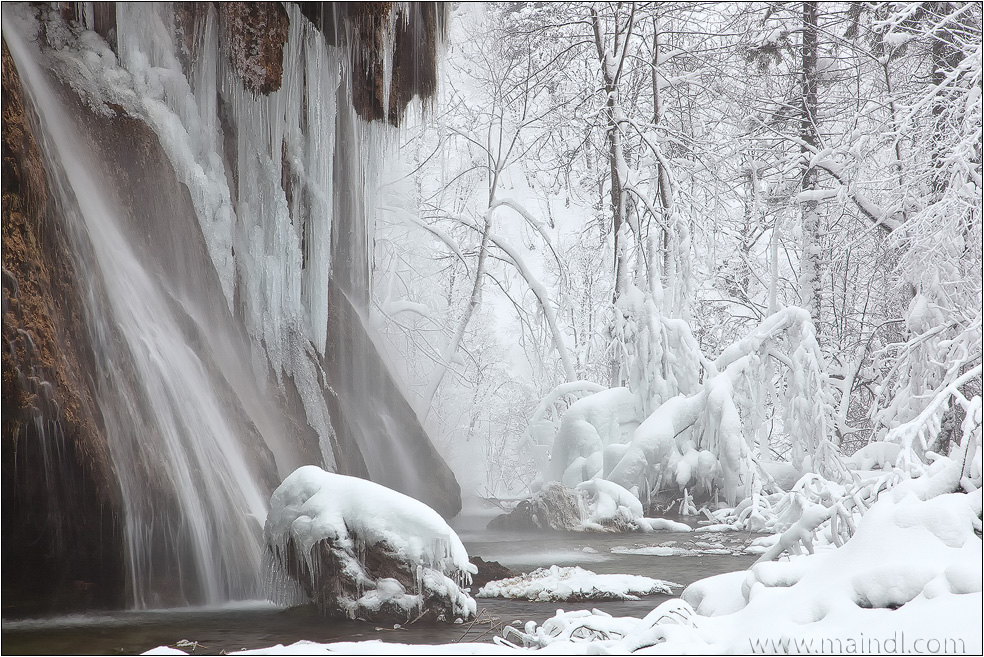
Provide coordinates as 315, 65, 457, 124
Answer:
2, 2, 457, 610
4, 11, 274, 608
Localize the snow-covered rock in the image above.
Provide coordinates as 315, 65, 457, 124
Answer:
264, 466, 477, 623
577, 478, 643, 531
476, 565, 679, 601
489, 478, 695, 534
487, 481, 585, 531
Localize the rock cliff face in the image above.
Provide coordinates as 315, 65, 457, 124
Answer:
217, 3, 290, 95
1, 2, 455, 614
299, 2, 444, 126
2, 40, 124, 613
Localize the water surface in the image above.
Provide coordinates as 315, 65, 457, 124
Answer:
2, 524, 761, 655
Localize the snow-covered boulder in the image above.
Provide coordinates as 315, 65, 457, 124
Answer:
487, 482, 585, 531
264, 466, 477, 623
489, 478, 694, 534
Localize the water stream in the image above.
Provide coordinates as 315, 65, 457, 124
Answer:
2, 525, 761, 655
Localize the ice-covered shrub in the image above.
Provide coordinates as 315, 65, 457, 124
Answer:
264, 466, 477, 623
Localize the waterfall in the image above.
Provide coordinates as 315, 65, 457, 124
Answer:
2, 3, 456, 611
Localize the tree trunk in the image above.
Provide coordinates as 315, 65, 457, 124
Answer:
799, 1, 822, 334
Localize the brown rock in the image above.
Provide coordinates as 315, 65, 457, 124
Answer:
296, 2, 445, 126
271, 533, 474, 623
488, 483, 586, 532
219, 2, 290, 95
469, 556, 517, 590
2, 38, 125, 614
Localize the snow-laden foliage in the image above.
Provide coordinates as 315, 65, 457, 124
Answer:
494, 459, 982, 653
374, 2, 981, 516
264, 466, 476, 622
546, 307, 837, 508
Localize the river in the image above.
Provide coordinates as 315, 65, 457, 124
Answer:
3, 506, 762, 655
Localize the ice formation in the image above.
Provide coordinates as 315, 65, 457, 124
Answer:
4, 2, 459, 606
264, 466, 476, 622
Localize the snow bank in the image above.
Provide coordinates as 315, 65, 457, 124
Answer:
146, 641, 517, 655
637, 517, 692, 532
476, 565, 679, 601
611, 527, 766, 558
500, 479, 982, 652
264, 466, 476, 622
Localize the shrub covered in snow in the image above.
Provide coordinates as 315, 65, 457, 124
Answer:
544, 307, 839, 512
264, 466, 477, 623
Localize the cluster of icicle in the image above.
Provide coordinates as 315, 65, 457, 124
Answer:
40, 3, 400, 470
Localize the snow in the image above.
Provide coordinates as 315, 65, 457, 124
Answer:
576, 478, 643, 529
844, 441, 902, 470
637, 518, 692, 533
151, 460, 982, 655
545, 387, 639, 485
611, 531, 761, 558
266, 466, 474, 575
476, 565, 679, 601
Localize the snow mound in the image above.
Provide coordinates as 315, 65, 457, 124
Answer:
638, 517, 693, 532
577, 478, 643, 530
264, 466, 476, 622
476, 565, 679, 601
611, 531, 761, 557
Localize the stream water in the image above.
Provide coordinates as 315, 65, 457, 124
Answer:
3, 514, 761, 655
